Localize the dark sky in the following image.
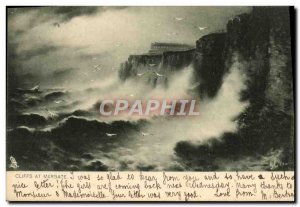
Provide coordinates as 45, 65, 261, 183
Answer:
7, 6, 251, 89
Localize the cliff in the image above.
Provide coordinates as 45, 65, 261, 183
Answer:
193, 33, 227, 98
240, 7, 293, 168
119, 49, 195, 87
225, 7, 293, 154
174, 7, 294, 170
119, 54, 162, 81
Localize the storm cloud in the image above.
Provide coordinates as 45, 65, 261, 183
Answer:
7, 6, 251, 89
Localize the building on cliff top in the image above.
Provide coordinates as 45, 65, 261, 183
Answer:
148, 42, 195, 54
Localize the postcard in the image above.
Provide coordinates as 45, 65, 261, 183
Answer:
6, 6, 295, 202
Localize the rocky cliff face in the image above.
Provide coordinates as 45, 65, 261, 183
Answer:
161, 49, 195, 71
193, 33, 227, 98
118, 49, 195, 86
225, 7, 294, 162
176, 7, 294, 170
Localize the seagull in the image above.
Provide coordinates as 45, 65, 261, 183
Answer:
106, 133, 117, 137
189, 82, 200, 90
30, 85, 40, 92
166, 32, 178, 36
93, 65, 102, 72
115, 42, 122, 47
53, 22, 60, 28
154, 72, 164, 77
54, 99, 66, 104
198, 26, 207, 31
141, 132, 153, 136
175, 17, 184, 21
